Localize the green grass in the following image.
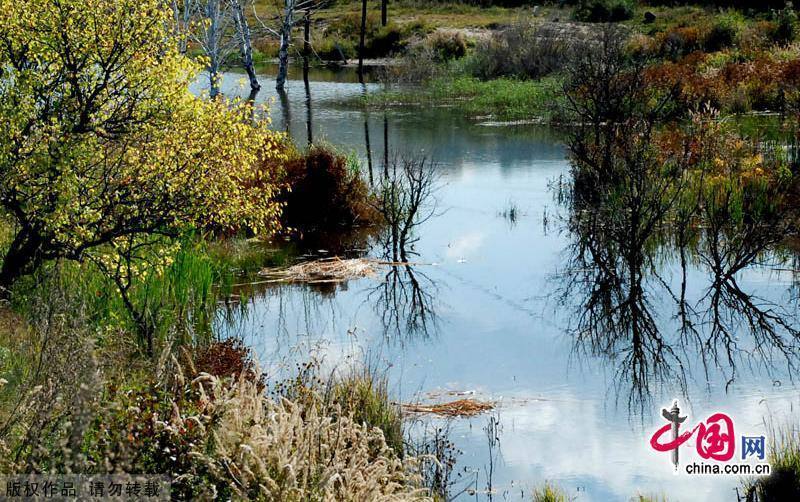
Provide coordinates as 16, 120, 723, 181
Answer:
329, 366, 404, 457
5, 234, 292, 352
532, 482, 569, 502
358, 74, 563, 122
743, 424, 800, 501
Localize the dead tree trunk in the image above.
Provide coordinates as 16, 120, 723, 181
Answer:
230, 0, 260, 91
276, 0, 296, 91
171, 0, 193, 54
200, 0, 227, 97
303, 10, 311, 57
0, 229, 44, 296
358, 0, 367, 80
381, 0, 388, 27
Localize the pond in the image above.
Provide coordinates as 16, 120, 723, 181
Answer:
207, 68, 800, 501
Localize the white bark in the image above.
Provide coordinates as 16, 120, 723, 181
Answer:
275, 0, 296, 91
177, 0, 234, 97
230, 0, 260, 91
171, 0, 194, 54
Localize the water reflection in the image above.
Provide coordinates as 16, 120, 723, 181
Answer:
367, 262, 440, 342
277, 88, 291, 134
303, 64, 313, 145
205, 69, 800, 500
374, 155, 439, 261
555, 169, 800, 412
366, 153, 443, 342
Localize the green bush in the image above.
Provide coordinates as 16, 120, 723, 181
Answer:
771, 6, 798, 46
323, 13, 430, 59
704, 16, 740, 51
574, 0, 634, 22
280, 144, 379, 231
316, 38, 356, 61
368, 23, 405, 56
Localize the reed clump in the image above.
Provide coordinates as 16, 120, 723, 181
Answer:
160, 369, 429, 501
258, 256, 379, 284
743, 424, 800, 501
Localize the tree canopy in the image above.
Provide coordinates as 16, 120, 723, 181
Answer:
0, 0, 286, 290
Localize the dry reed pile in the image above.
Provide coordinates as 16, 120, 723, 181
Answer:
258, 257, 379, 284
402, 399, 494, 418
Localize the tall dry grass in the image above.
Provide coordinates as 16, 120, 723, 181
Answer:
160, 370, 431, 500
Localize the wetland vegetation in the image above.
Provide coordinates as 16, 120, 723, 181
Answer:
3, 0, 800, 500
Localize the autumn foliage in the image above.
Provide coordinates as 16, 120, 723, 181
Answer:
0, 0, 287, 290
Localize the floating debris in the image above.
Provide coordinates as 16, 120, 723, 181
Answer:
424, 389, 476, 399
402, 398, 494, 417
258, 257, 378, 284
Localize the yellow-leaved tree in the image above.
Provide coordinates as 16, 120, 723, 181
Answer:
0, 0, 286, 296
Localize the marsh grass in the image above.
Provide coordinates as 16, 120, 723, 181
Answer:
271, 357, 405, 458
404, 419, 460, 500
6, 235, 290, 353
0, 310, 35, 423
532, 482, 570, 502
166, 370, 429, 500
743, 424, 800, 501
499, 199, 520, 224
328, 365, 405, 457
633, 494, 669, 502
359, 75, 562, 121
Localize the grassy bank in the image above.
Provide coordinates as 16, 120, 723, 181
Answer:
339, 3, 800, 124
357, 75, 563, 122
0, 228, 434, 498
247, 0, 565, 61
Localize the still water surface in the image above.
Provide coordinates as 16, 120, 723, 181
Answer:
208, 68, 800, 501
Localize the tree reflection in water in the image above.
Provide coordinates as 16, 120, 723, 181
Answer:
367, 154, 442, 342
554, 29, 800, 412
555, 174, 800, 412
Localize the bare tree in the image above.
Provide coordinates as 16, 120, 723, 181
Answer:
275, 0, 297, 90
171, 0, 259, 95
181, 0, 235, 97
255, 0, 329, 91
170, 0, 193, 54
230, 0, 260, 92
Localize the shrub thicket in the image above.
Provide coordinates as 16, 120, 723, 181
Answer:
573, 0, 635, 22
280, 144, 379, 232
465, 20, 601, 79
704, 14, 740, 51
771, 6, 798, 46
